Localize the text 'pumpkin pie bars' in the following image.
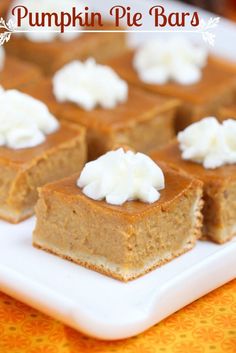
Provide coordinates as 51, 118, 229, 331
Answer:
0, 46, 41, 89
151, 117, 236, 244
6, 0, 127, 75
33, 148, 203, 281
108, 37, 236, 131
0, 87, 86, 223
23, 59, 179, 161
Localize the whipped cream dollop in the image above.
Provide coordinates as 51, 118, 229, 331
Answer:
0, 47, 5, 71
77, 148, 165, 205
10, 0, 84, 42
133, 37, 208, 85
0, 87, 59, 149
178, 117, 236, 169
53, 58, 128, 111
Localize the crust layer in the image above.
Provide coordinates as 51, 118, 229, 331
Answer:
0, 207, 34, 224
33, 240, 195, 282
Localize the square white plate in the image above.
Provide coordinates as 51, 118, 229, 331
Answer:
0, 217, 235, 340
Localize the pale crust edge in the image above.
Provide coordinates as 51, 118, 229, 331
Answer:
33, 240, 197, 282
0, 208, 34, 224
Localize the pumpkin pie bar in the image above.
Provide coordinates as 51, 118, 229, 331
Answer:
0, 86, 86, 223
0, 55, 42, 89
23, 79, 179, 160
151, 139, 236, 244
33, 152, 203, 281
0, 120, 86, 223
108, 52, 236, 131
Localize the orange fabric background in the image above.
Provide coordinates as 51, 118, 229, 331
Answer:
0, 280, 235, 353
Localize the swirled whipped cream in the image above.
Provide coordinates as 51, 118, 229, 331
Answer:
133, 37, 208, 85
53, 58, 128, 111
10, 0, 84, 42
178, 117, 236, 169
0, 47, 5, 71
0, 87, 59, 149
77, 148, 165, 205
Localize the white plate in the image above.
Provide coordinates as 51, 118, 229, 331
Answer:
0, 217, 235, 340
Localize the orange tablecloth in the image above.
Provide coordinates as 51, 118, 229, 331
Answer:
0, 280, 235, 353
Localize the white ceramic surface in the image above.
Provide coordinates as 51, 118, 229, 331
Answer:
0, 217, 235, 340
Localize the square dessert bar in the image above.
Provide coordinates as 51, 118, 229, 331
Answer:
108, 53, 236, 131
150, 140, 236, 244
0, 56, 42, 89
23, 80, 179, 160
33, 166, 203, 281
6, 23, 126, 75
0, 122, 86, 223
